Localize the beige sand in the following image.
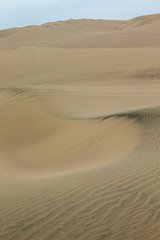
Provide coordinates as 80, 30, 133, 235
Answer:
0, 13, 160, 240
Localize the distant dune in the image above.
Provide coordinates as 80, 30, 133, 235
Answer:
119, 13, 160, 29
0, 14, 160, 49
0, 14, 160, 240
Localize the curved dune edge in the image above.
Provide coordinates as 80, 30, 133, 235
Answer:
0, 88, 142, 178
0, 116, 141, 178
1, 105, 160, 239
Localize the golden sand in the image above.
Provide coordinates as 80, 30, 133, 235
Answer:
0, 14, 160, 240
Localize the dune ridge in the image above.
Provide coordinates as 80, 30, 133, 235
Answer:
0, 14, 160, 49
0, 87, 142, 177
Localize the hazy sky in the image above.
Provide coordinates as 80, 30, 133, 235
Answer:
0, 0, 160, 30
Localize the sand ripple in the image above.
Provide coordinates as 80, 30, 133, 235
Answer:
0, 87, 160, 239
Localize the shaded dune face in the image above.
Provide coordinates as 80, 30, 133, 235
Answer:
0, 88, 141, 177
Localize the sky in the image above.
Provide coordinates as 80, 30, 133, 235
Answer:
0, 0, 160, 30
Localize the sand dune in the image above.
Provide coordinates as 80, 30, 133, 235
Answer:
0, 87, 143, 177
0, 47, 160, 87
0, 14, 160, 49
1, 13, 160, 240
119, 13, 160, 29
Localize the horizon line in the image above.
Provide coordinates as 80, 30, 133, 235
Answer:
1, 12, 159, 31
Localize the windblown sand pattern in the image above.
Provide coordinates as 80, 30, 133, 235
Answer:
0, 14, 160, 240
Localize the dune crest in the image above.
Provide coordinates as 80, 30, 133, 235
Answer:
0, 88, 142, 178
0, 13, 160, 49
119, 13, 160, 29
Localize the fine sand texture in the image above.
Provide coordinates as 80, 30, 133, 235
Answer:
0, 14, 160, 240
